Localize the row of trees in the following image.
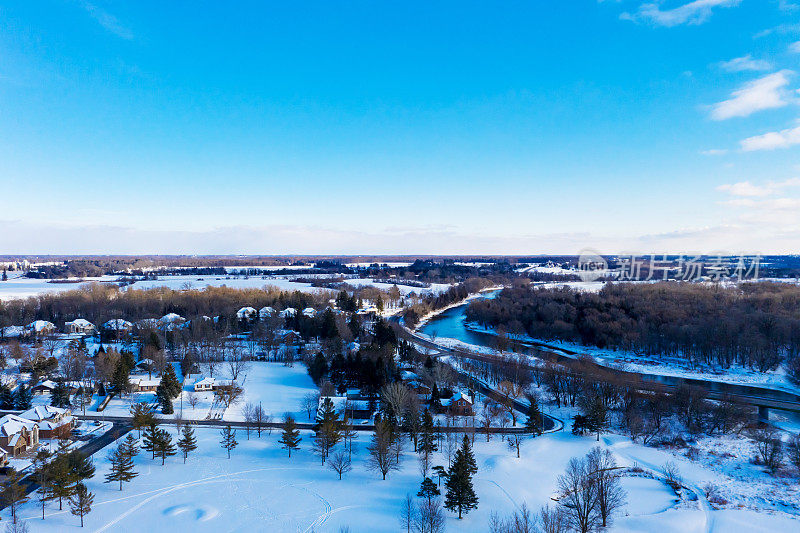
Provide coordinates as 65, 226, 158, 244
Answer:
466, 282, 800, 373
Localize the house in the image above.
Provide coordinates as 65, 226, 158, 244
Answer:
441, 392, 473, 416
129, 377, 161, 392
1, 325, 25, 339
135, 358, 156, 373
31, 380, 57, 395
102, 319, 133, 339
259, 306, 275, 318
158, 313, 185, 328
193, 377, 233, 392
0, 448, 8, 467
236, 307, 258, 320
408, 380, 432, 400
317, 396, 373, 421
279, 307, 297, 318
302, 307, 316, 318
19, 406, 74, 439
0, 415, 39, 456
26, 320, 56, 337
64, 318, 96, 335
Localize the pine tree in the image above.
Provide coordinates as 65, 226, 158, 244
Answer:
105, 444, 138, 491
142, 423, 159, 459
2, 468, 30, 524
419, 410, 438, 455
111, 360, 130, 394
67, 450, 96, 482
161, 363, 182, 397
68, 482, 94, 527
48, 454, 75, 510
153, 428, 177, 465
0, 385, 15, 410
525, 401, 543, 436
313, 398, 342, 464
15, 384, 32, 410
156, 384, 174, 414
417, 476, 441, 502
121, 434, 140, 459
130, 402, 156, 438
220, 425, 238, 458
177, 424, 198, 463
33, 449, 53, 520
51, 381, 71, 408
279, 415, 302, 458
1, 268, 7, 282
444, 435, 479, 519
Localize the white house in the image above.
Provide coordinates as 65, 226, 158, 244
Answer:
65, 318, 96, 335
102, 319, 133, 335
0, 414, 39, 456
236, 307, 258, 320
302, 307, 317, 318
158, 313, 185, 327
279, 307, 297, 318
26, 320, 56, 336
259, 306, 275, 318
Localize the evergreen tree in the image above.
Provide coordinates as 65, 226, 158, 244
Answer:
156, 385, 174, 414
1, 468, 30, 524
220, 425, 238, 459
153, 428, 176, 465
444, 435, 479, 519
111, 360, 130, 394
68, 482, 94, 528
15, 384, 33, 410
279, 414, 302, 458
313, 398, 342, 463
417, 476, 441, 502
142, 423, 159, 459
121, 434, 140, 459
419, 410, 438, 455
308, 352, 328, 384
104, 444, 138, 491
51, 381, 71, 408
430, 383, 440, 406
177, 424, 198, 463
33, 449, 53, 520
525, 401, 543, 436
160, 363, 182, 397
67, 450, 96, 482
48, 454, 75, 510
130, 402, 156, 438
1, 268, 7, 281
0, 385, 15, 410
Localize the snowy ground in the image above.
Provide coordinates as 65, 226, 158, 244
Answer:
80, 362, 319, 423
7, 425, 798, 532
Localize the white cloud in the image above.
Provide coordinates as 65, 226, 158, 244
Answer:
717, 181, 773, 197
718, 55, 772, 72
790, 41, 800, 53
700, 148, 728, 155
740, 124, 800, 151
710, 70, 794, 120
78, 1, 133, 40
622, 0, 740, 27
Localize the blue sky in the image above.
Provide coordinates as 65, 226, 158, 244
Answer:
1, 0, 800, 254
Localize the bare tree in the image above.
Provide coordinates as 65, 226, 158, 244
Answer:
186, 391, 200, 410
413, 497, 446, 533
556, 456, 599, 533
399, 494, 415, 533
586, 447, 626, 527
368, 421, 400, 480
750, 427, 783, 474
302, 392, 320, 421
242, 403, 256, 439
328, 450, 352, 480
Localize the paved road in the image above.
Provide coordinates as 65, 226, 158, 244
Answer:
394, 320, 800, 413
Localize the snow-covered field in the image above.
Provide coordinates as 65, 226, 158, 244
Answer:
81, 363, 319, 423
7, 425, 798, 532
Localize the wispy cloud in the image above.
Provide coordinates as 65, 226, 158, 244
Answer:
700, 148, 729, 155
717, 178, 800, 196
718, 55, 772, 72
621, 0, 740, 27
740, 123, 800, 150
710, 70, 794, 120
78, 1, 133, 40
790, 41, 800, 53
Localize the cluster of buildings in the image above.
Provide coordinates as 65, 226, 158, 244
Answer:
0, 405, 75, 461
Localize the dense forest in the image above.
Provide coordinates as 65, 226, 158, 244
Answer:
465, 282, 800, 372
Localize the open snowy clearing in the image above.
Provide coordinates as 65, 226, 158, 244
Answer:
7, 427, 798, 532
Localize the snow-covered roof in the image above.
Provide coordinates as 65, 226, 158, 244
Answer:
129, 377, 161, 388
103, 319, 133, 330
401, 370, 419, 381
158, 313, 184, 325
237, 307, 257, 319
259, 306, 275, 317
195, 377, 216, 387
65, 318, 95, 328
19, 405, 69, 422
27, 320, 55, 333
302, 307, 316, 317
0, 414, 38, 438
279, 307, 297, 317
1, 326, 24, 338
451, 392, 472, 404
33, 380, 57, 390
